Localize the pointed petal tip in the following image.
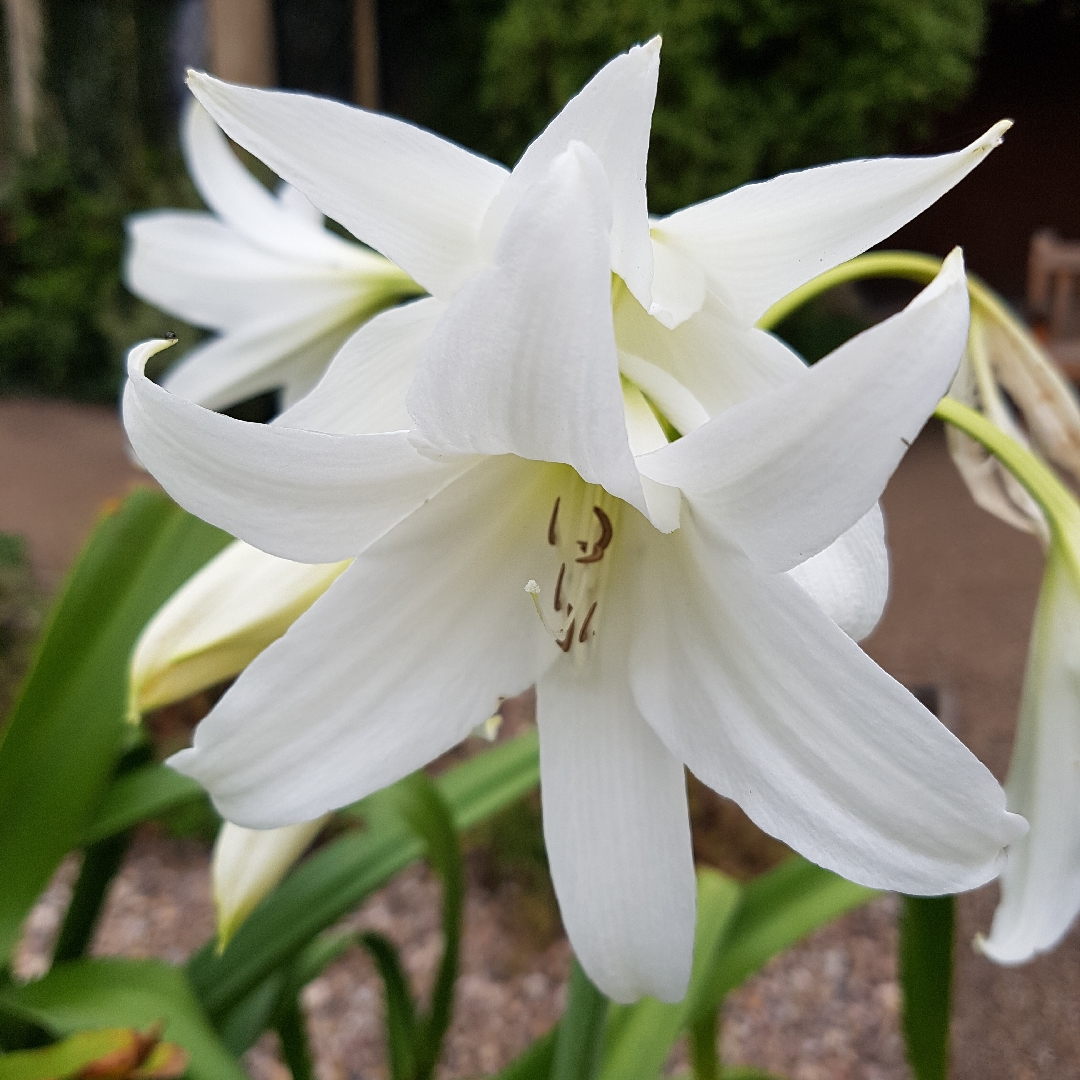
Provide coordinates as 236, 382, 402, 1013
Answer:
974, 929, 1034, 966
975, 118, 1013, 152
907, 246, 966, 312
126, 337, 178, 380
640, 35, 662, 56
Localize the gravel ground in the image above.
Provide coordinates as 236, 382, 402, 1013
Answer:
5, 402, 1080, 1077
14, 828, 908, 1080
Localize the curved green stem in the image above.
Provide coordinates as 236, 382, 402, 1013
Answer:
755, 250, 1022, 337
934, 396, 1080, 588
756, 250, 1080, 583
756, 252, 945, 330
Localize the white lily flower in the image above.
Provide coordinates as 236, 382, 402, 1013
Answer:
124, 101, 423, 412
123, 42, 1024, 1003
937, 288, 1080, 964
129, 540, 349, 720
212, 816, 330, 948
978, 543, 1080, 964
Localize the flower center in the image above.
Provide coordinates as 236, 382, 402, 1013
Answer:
526, 480, 621, 657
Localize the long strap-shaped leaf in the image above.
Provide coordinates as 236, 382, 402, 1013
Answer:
596, 860, 874, 1080
358, 773, 465, 1080
551, 961, 608, 1080
0, 491, 230, 966
0, 958, 245, 1080
187, 731, 540, 1021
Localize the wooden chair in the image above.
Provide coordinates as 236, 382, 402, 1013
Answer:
1028, 229, 1080, 379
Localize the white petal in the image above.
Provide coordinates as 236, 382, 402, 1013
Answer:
613, 281, 806, 422
787, 503, 889, 642
407, 143, 647, 518
622, 382, 682, 532
618, 349, 710, 437
169, 457, 559, 826
654, 121, 1010, 325
480, 39, 659, 309
638, 250, 969, 572
160, 299, 363, 411
536, 528, 695, 1004
279, 297, 446, 435
647, 230, 706, 329
276, 181, 323, 227
124, 211, 348, 332
980, 551, 1080, 963
130, 540, 348, 716
188, 72, 508, 299
123, 339, 472, 563
183, 99, 373, 269
630, 511, 1026, 894
213, 817, 329, 945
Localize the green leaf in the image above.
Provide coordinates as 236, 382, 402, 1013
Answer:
899, 894, 953, 1080
0, 1027, 146, 1080
0, 491, 230, 964
189, 815, 418, 1019
188, 731, 541, 1022
438, 728, 540, 832
551, 960, 608, 1080
80, 764, 205, 847
383, 773, 465, 1078
216, 930, 360, 1059
273, 991, 315, 1080
360, 932, 419, 1080
708, 857, 877, 1001
669, 1071, 785, 1080
0, 958, 245, 1080
488, 1029, 557, 1080
599, 869, 741, 1080
215, 974, 284, 1058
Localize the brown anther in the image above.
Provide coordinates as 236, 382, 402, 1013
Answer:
576, 506, 614, 564
548, 498, 561, 546
577, 540, 589, 552
578, 601, 597, 642
554, 563, 566, 612
556, 620, 577, 652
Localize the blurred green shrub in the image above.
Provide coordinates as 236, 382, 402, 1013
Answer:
0, 0, 996, 400
473, 0, 987, 213
0, 0, 196, 402
0, 146, 126, 400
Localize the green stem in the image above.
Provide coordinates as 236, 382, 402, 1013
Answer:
899, 895, 954, 1080
757, 252, 946, 330
755, 250, 1020, 337
52, 831, 131, 965
933, 396, 1080, 588
688, 1008, 721, 1080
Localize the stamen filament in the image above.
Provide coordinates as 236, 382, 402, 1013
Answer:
548, 498, 560, 546
578, 601, 597, 642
